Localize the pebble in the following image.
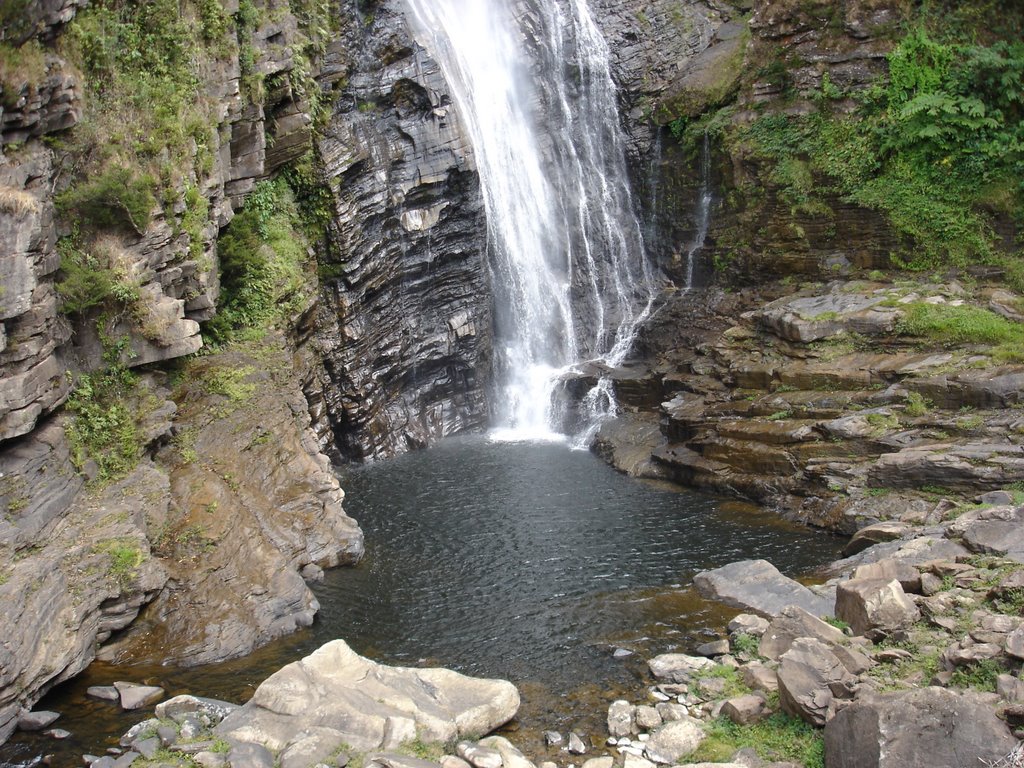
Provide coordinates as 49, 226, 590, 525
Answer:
649, 691, 670, 702
45, 729, 71, 740
86, 686, 120, 702
613, 648, 634, 659
544, 731, 563, 747
567, 732, 588, 755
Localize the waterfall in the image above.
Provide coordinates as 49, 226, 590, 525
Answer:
401, 0, 654, 442
684, 132, 713, 293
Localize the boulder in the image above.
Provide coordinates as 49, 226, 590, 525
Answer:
758, 605, 846, 660
728, 614, 770, 637
835, 579, 920, 638
696, 639, 730, 657
823, 687, 1017, 768
648, 653, 716, 683
843, 522, 912, 557
635, 705, 662, 731
114, 682, 165, 711
693, 560, 833, 619
155, 695, 237, 723
1007, 626, 1024, 659
957, 506, 1024, 562
607, 700, 635, 738
740, 663, 778, 694
457, 743, 502, 768
721, 695, 768, 726
777, 638, 856, 726
216, 641, 519, 754
643, 720, 705, 764
17, 710, 60, 731
851, 559, 922, 594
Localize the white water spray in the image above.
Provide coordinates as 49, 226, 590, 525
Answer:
402, 0, 655, 443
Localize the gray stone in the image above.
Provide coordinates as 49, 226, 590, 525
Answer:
155, 695, 237, 724
695, 639, 730, 657
959, 507, 1024, 562
114, 682, 165, 711
654, 703, 689, 723
1007, 626, 1024, 659
543, 731, 563, 746
647, 653, 716, 683
226, 742, 274, 768
997, 674, 1024, 703
823, 687, 1017, 768
643, 720, 705, 764
728, 614, 770, 637
17, 710, 60, 731
279, 727, 348, 768
777, 638, 856, 726
943, 643, 1002, 667
457, 743, 502, 768
112, 753, 140, 768
843, 522, 912, 557
851, 558, 922, 594
45, 728, 71, 739
694, 560, 833, 618
607, 700, 635, 738
758, 605, 846, 660
567, 732, 588, 755
215, 641, 517, 752
133, 738, 160, 759
621, 755, 656, 768
634, 705, 662, 731
87, 686, 121, 702
440, 757, 472, 768
581, 758, 614, 768
835, 579, 920, 638
721, 695, 768, 726
740, 663, 778, 694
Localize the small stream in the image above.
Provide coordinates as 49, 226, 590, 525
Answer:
2, 436, 843, 766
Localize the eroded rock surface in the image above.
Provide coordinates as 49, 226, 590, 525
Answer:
216, 640, 520, 754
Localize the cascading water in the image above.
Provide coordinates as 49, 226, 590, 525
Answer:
683, 132, 713, 293
401, 0, 655, 442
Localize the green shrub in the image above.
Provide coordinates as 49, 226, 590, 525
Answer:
205, 180, 310, 342
57, 167, 156, 235
64, 367, 143, 485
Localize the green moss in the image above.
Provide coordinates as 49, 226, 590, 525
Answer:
896, 302, 1024, 346
92, 538, 145, 588
690, 713, 824, 768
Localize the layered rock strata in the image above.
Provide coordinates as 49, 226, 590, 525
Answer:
314, 4, 491, 460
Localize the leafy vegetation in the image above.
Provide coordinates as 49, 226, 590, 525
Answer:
705, 4, 1023, 288
203, 180, 313, 343
690, 713, 824, 768
64, 366, 143, 485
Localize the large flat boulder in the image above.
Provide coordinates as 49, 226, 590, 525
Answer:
823, 687, 1017, 768
835, 578, 919, 639
694, 560, 833, 618
216, 641, 519, 755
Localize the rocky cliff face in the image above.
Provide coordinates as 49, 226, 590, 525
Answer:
0, 0, 368, 744
313, 2, 491, 461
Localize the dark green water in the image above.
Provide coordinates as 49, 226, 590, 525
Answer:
2, 436, 843, 767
